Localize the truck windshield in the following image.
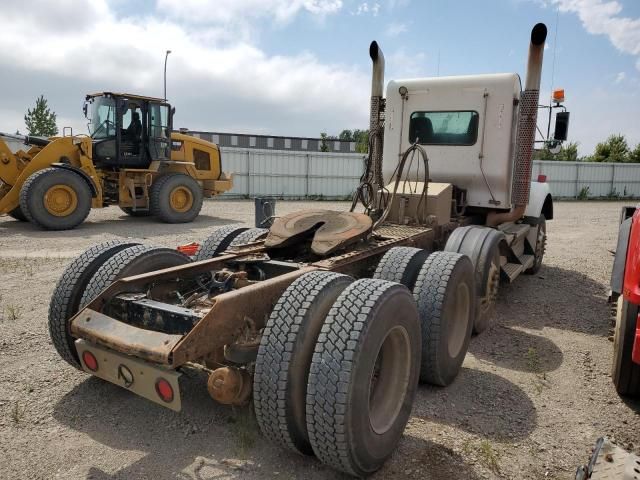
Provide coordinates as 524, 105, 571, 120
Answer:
89, 97, 116, 139
409, 111, 479, 146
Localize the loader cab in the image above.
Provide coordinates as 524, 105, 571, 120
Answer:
86, 92, 173, 169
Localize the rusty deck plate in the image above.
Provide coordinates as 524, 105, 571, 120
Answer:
265, 209, 373, 255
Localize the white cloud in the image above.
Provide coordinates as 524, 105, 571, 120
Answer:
0, 0, 368, 137
548, 0, 640, 69
353, 2, 380, 16
387, 49, 427, 78
614, 71, 626, 83
385, 21, 408, 37
157, 0, 343, 25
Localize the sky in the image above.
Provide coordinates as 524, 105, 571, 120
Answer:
1, 0, 639, 156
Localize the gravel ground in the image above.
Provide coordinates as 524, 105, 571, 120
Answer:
0, 200, 638, 480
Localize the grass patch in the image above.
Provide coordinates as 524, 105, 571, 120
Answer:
526, 347, 550, 394
228, 407, 258, 458
11, 402, 25, 425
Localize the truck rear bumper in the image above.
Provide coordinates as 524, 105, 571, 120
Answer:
71, 308, 182, 364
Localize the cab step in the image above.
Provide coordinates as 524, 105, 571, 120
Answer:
501, 254, 534, 282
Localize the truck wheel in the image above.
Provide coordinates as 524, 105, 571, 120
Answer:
373, 246, 429, 289
445, 226, 503, 334
120, 207, 151, 217
526, 215, 546, 274
8, 206, 27, 221
150, 174, 203, 224
413, 251, 475, 386
80, 245, 191, 307
194, 225, 249, 261
306, 279, 421, 477
48, 240, 142, 369
19, 167, 92, 230
230, 227, 268, 246
612, 299, 640, 397
254, 271, 353, 455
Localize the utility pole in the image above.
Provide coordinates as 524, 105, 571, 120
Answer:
164, 50, 172, 101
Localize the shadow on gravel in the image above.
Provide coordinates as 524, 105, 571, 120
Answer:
493, 265, 611, 337
0, 214, 242, 239
51, 371, 485, 479
413, 368, 536, 441
470, 325, 564, 373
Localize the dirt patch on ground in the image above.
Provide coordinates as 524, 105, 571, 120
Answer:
0, 200, 638, 479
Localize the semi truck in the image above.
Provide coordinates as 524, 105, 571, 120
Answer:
48, 23, 564, 477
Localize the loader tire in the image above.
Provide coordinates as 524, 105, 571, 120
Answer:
306, 279, 421, 477
413, 251, 475, 386
80, 245, 191, 307
254, 271, 353, 456
445, 226, 503, 334
229, 227, 268, 246
373, 246, 429, 290
194, 225, 249, 261
120, 207, 151, 217
612, 299, 640, 397
20, 168, 92, 230
8, 206, 28, 221
48, 240, 142, 369
150, 174, 203, 223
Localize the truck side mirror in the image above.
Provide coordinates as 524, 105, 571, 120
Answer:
82, 102, 88, 119
554, 111, 570, 141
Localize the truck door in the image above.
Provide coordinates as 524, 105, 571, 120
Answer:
147, 103, 171, 161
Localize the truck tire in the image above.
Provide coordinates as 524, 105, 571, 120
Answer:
48, 240, 142, 369
445, 226, 503, 334
8, 206, 27, 221
120, 207, 151, 217
230, 227, 268, 246
19, 167, 92, 230
306, 279, 421, 477
80, 245, 191, 307
254, 271, 353, 455
413, 251, 475, 386
526, 215, 546, 274
150, 174, 203, 224
612, 299, 640, 397
194, 225, 249, 261
373, 246, 429, 290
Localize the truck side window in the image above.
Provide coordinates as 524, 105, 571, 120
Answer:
409, 111, 479, 146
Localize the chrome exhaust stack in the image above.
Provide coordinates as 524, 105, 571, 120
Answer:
369, 40, 385, 199
487, 23, 547, 226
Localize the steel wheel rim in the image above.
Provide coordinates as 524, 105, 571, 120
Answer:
480, 261, 499, 315
44, 184, 78, 217
449, 282, 470, 357
368, 325, 411, 435
169, 186, 193, 213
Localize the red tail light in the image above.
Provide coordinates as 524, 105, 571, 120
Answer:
82, 351, 98, 372
155, 378, 174, 403
537, 174, 547, 183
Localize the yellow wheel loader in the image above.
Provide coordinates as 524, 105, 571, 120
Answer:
0, 92, 232, 230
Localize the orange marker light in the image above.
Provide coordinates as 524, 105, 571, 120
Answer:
552, 88, 565, 103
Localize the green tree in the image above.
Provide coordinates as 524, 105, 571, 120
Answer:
320, 132, 329, 152
353, 129, 369, 153
556, 142, 579, 161
24, 95, 58, 137
591, 134, 630, 162
629, 144, 640, 163
338, 129, 353, 141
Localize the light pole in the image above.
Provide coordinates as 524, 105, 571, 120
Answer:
164, 50, 172, 101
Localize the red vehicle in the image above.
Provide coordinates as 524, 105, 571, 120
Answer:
611, 206, 640, 396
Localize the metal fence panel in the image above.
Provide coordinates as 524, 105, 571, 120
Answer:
218, 148, 640, 200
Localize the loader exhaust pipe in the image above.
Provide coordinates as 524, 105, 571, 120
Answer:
369, 41, 385, 201
487, 23, 547, 226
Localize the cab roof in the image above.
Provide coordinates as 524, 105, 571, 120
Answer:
85, 92, 168, 103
